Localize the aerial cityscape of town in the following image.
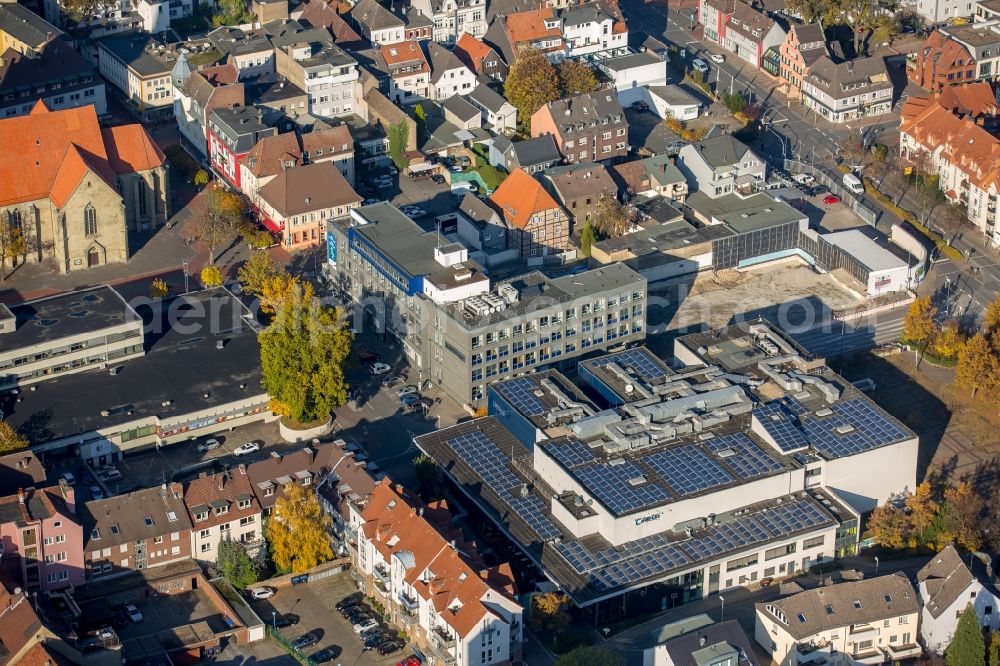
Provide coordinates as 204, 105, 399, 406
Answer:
4, 0, 1000, 661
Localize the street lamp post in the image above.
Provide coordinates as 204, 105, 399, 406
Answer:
874, 556, 879, 576
720, 595, 725, 622
272, 611, 276, 632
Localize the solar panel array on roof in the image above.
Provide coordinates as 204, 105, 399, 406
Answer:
801, 398, 909, 458
643, 444, 733, 496
556, 499, 832, 591
705, 432, 784, 480
545, 439, 597, 469
447, 430, 563, 541
756, 402, 810, 453
589, 349, 668, 381
575, 461, 672, 515
497, 377, 547, 416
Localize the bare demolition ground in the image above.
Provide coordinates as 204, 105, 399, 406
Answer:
648, 263, 866, 333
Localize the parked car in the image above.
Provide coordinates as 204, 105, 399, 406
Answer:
431, 174, 446, 185
90, 627, 114, 640
400, 393, 422, 406
354, 618, 379, 634
234, 441, 262, 457
378, 640, 406, 655
90, 486, 104, 500
347, 610, 374, 624
363, 198, 379, 206
290, 574, 309, 585
710, 53, 725, 63
311, 646, 343, 663
336, 594, 363, 611
364, 633, 393, 649
382, 374, 406, 387
273, 614, 300, 628
197, 438, 222, 453
793, 173, 815, 186
691, 58, 709, 75
397, 657, 423, 666
631, 100, 649, 112
665, 141, 686, 155
360, 350, 380, 363
125, 604, 143, 623
291, 633, 320, 650
61, 472, 76, 485
97, 466, 122, 481
823, 194, 842, 205
250, 586, 276, 600
369, 362, 391, 375
395, 385, 418, 397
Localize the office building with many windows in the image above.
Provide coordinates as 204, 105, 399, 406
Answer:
326, 202, 647, 407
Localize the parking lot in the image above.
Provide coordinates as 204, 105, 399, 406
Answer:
250, 573, 414, 665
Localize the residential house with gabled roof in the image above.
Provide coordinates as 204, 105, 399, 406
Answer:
0, 573, 67, 664
540, 162, 617, 226
489, 168, 571, 259
778, 22, 828, 100
927, 79, 1000, 128
0, 3, 62, 57
561, 2, 628, 60
257, 161, 361, 250
208, 26, 275, 80
313, 440, 378, 536
402, 7, 433, 41
0, 102, 168, 273
801, 56, 893, 124
465, 84, 516, 132
81, 483, 193, 580
676, 134, 765, 198
0, 39, 106, 119
380, 40, 431, 104
489, 134, 561, 173
454, 33, 508, 81
353, 480, 523, 666
645, 616, 759, 666
426, 41, 477, 100
907, 27, 985, 92
456, 192, 509, 255
349, 0, 405, 46
0, 450, 45, 492
240, 125, 355, 208
410, 0, 486, 43
724, 0, 785, 70
530, 90, 628, 163
483, 7, 566, 65
172, 61, 244, 160
271, 24, 361, 119
754, 574, 922, 665
299, 0, 365, 49
900, 94, 1000, 241
184, 466, 263, 561
639, 154, 688, 202
0, 483, 83, 592
917, 543, 1000, 653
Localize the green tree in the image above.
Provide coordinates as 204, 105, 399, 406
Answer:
193, 188, 245, 265
388, 121, 409, 169
216, 538, 259, 588
241, 224, 274, 250
478, 165, 508, 191
193, 169, 210, 187
984, 294, 1000, 344
947, 604, 986, 666
414, 104, 427, 143
579, 221, 597, 257
722, 91, 747, 115
592, 195, 637, 238
259, 285, 352, 423
505, 48, 561, 123
988, 631, 1000, 666
265, 483, 334, 573
531, 592, 571, 631
557, 60, 598, 95
211, 0, 253, 25
0, 213, 27, 284
0, 421, 28, 454
868, 502, 908, 549
238, 250, 279, 298
413, 454, 444, 501
942, 481, 984, 552
955, 334, 998, 398
903, 295, 938, 363
555, 646, 625, 666
200, 265, 224, 288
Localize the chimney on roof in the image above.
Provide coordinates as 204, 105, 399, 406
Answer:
219, 474, 226, 490
17, 488, 24, 504
450, 539, 456, 549
239, 464, 247, 474
419, 506, 424, 516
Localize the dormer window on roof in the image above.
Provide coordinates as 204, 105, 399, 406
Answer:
110, 523, 120, 534
853, 600, 862, 609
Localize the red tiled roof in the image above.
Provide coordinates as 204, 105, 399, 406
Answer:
901, 101, 1000, 193
504, 7, 561, 43
102, 125, 166, 175
184, 467, 260, 529
489, 168, 561, 229
380, 40, 427, 66
454, 33, 493, 70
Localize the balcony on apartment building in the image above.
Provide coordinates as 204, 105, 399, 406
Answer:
850, 648, 884, 665
374, 563, 391, 584
432, 624, 457, 649
847, 624, 880, 641
883, 642, 922, 660
794, 641, 832, 665
398, 590, 419, 613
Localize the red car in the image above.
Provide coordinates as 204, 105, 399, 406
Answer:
396, 657, 422, 666
823, 194, 841, 205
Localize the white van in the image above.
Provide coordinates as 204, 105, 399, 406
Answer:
843, 173, 864, 195
691, 58, 710, 76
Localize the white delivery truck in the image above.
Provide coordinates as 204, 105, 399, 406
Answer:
843, 173, 865, 195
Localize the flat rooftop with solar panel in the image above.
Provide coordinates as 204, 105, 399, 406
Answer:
415, 321, 918, 615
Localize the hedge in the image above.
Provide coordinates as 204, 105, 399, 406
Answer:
861, 177, 963, 261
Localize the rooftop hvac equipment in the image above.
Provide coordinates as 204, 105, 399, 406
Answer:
497, 283, 519, 304
482, 293, 507, 311
463, 297, 492, 317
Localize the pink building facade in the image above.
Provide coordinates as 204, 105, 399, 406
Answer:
0, 484, 85, 592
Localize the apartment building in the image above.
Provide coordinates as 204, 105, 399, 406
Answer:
136, 0, 194, 33
240, 125, 355, 207
208, 27, 275, 80
483, 7, 566, 65
299, 0, 364, 48
172, 62, 244, 161
778, 23, 828, 100
352, 481, 523, 666
349, 0, 405, 46
490, 168, 572, 258
801, 56, 893, 124
531, 90, 628, 163
907, 23, 1000, 91
273, 30, 360, 119
917, 0, 975, 24
96, 31, 175, 121
208, 105, 278, 189
380, 40, 430, 103
410, 0, 486, 43
185, 467, 264, 562
899, 92, 1000, 242
427, 41, 477, 100
645, 617, 759, 666
676, 135, 765, 198
561, 2, 628, 59
540, 162, 617, 225
0, 3, 62, 57
918, 543, 1000, 653
755, 575, 922, 665
0, 484, 83, 592
325, 202, 646, 406
257, 161, 361, 250
81, 483, 193, 580
699, 0, 785, 69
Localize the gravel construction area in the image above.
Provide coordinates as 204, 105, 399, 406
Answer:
648, 263, 866, 333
